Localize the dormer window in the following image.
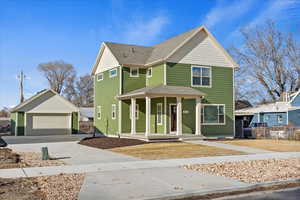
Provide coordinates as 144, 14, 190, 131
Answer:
191, 66, 211, 87
130, 68, 139, 77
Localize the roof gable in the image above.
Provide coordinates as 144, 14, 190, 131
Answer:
91, 26, 239, 75
11, 89, 78, 113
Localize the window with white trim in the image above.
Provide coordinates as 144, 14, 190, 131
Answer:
130, 68, 139, 77
109, 68, 117, 78
201, 105, 225, 124
191, 66, 211, 87
97, 73, 103, 81
111, 104, 116, 120
147, 68, 152, 77
277, 115, 283, 123
97, 106, 101, 119
129, 104, 139, 119
157, 103, 162, 125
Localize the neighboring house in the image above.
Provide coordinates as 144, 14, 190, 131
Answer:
91, 26, 239, 139
79, 107, 94, 122
10, 89, 79, 136
236, 91, 300, 127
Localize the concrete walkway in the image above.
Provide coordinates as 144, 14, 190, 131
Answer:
188, 140, 273, 154
79, 167, 250, 200
1, 151, 299, 178
8, 141, 140, 165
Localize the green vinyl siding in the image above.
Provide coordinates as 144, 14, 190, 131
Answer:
122, 99, 146, 133
10, 112, 16, 135
94, 67, 120, 135
72, 112, 79, 134
150, 97, 164, 134
147, 64, 164, 86
122, 67, 146, 93
17, 112, 25, 136
166, 62, 234, 136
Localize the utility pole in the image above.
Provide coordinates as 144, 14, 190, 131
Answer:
18, 71, 25, 103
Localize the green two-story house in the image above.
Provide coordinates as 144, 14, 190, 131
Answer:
91, 26, 239, 140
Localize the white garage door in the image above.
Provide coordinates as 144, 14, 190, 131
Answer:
27, 113, 71, 135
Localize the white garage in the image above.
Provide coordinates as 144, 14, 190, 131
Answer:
11, 89, 79, 136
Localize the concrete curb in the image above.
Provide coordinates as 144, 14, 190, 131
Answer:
146, 179, 300, 200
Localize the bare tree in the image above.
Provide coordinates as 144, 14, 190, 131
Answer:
64, 74, 94, 107
231, 21, 300, 102
38, 61, 75, 94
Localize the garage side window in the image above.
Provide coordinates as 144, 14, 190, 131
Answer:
112, 104, 116, 120
97, 106, 101, 119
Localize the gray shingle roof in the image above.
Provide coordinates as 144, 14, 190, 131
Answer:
104, 26, 200, 66
117, 84, 206, 99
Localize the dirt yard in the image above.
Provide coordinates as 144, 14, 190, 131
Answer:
0, 148, 64, 169
218, 139, 300, 152
183, 158, 300, 183
0, 173, 84, 200
110, 142, 246, 160
79, 137, 148, 149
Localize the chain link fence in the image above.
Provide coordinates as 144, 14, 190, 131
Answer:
251, 126, 300, 140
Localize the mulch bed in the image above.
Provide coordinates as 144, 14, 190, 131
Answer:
0, 148, 25, 169
78, 137, 149, 149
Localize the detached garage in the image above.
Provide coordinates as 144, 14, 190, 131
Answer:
10, 89, 79, 136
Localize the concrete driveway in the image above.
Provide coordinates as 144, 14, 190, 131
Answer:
8, 141, 140, 165
2, 134, 88, 144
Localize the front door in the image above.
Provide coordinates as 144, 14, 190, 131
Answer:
170, 104, 177, 133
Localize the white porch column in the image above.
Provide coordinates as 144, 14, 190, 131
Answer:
176, 97, 182, 135
145, 96, 151, 136
131, 98, 136, 135
195, 97, 202, 135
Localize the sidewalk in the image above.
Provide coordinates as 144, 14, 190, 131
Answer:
1, 151, 299, 178
187, 140, 273, 154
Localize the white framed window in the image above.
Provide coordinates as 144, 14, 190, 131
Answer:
201, 104, 225, 125
109, 68, 117, 78
97, 73, 103, 81
97, 106, 101, 119
111, 104, 116, 120
157, 103, 162, 125
191, 66, 211, 87
147, 67, 152, 78
129, 104, 139, 119
130, 68, 139, 77
264, 115, 270, 122
277, 115, 283, 123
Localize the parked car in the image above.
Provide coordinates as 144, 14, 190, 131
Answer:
243, 123, 268, 138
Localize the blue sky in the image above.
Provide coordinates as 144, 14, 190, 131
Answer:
0, 0, 299, 108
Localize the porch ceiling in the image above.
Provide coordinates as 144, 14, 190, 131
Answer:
117, 84, 206, 100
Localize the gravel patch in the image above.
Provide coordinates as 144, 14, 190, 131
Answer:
0, 148, 64, 169
183, 158, 300, 183
0, 173, 85, 200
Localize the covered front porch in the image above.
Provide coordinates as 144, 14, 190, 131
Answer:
118, 84, 206, 140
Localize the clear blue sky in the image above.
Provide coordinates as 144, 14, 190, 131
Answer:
0, 0, 299, 108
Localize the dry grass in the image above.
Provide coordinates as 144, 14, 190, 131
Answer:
110, 142, 245, 160
218, 139, 300, 152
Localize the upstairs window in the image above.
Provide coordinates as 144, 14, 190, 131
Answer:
109, 68, 117, 78
191, 66, 211, 87
130, 68, 139, 77
201, 104, 225, 125
97, 73, 103, 81
147, 68, 152, 77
